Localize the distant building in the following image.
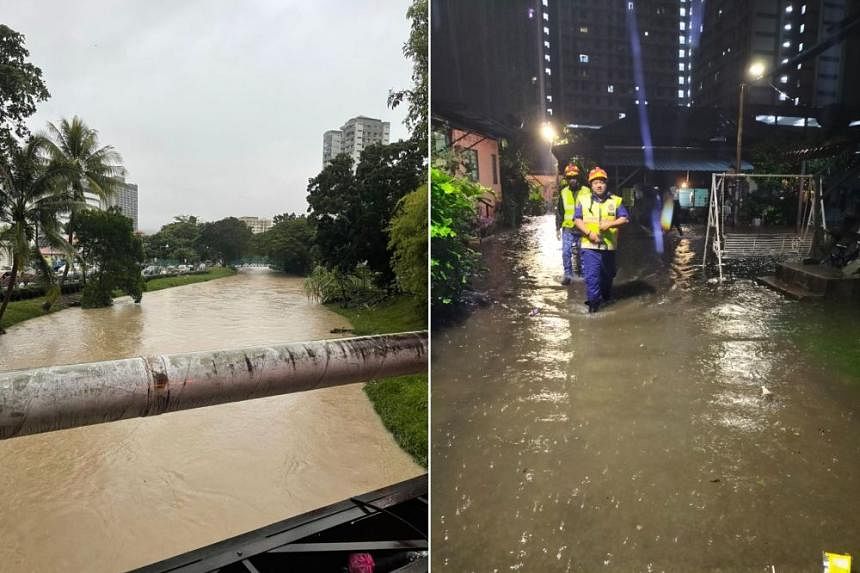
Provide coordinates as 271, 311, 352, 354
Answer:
238, 216, 273, 234
322, 116, 390, 166
322, 130, 343, 165
105, 181, 139, 231
692, 0, 851, 112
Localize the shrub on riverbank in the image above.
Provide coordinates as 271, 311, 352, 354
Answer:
144, 267, 236, 292
327, 294, 427, 467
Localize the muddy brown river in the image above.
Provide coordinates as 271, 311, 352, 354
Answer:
0, 270, 422, 572
432, 215, 859, 571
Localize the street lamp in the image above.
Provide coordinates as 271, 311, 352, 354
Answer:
733, 61, 767, 224
540, 120, 559, 178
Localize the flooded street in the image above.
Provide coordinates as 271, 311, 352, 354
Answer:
432, 215, 859, 571
0, 271, 423, 572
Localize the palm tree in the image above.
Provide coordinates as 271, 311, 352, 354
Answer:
0, 136, 76, 332
42, 116, 126, 293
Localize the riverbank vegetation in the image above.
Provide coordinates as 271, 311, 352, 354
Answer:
329, 295, 427, 467
144, 267, 236, 292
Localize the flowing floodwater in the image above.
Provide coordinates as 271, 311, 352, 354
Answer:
432, 215, 859, 571
0, 271, 423, 572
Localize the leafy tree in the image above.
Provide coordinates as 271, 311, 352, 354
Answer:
76, 208, 144, 308
354, 140, 424, 283
0, 25, 50, 145
497, 138, 531, 228
257, 214, 314, 274
306, 154, 360, 273
143, 216, 201, 262
389, 183, 427, 302
0, 136, 76, 330
430, 167, 484, 308
387, 0, 427, 146
42, 116, 126, 296
195, 217, 253, 264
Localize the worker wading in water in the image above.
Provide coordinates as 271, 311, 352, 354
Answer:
556, 162, 591, 284
574, 167, 630, 313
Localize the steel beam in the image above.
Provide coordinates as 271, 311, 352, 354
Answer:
0, 331, 427, 440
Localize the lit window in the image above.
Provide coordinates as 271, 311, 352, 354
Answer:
579, 54, 589, 63
779, 92, 788, 101
644, 31, 649, 37
580, 26, 589, 33
544, 41, 550, 48
799, 42, 804, 51
680, 35, 686, 44
687, 89, 690, 97
635, 85, 640, 91
797, 63, 802, 69
545, 54, 551, 62
800, 24, 805, 33
679, 63, 685, 71
680, 7, 686, 16
783, 40, 791, 47
680, 22, 686, 30
619, 112, 626, 119
528, 8, 535, 18
547, 108, 553, 115
802, 4, 806, 13
782, 57, 789, 63
635, 99, 639, 104
545, 67, 552, 75
678, 89, 685, 98
679, 76, 685, 85
542, 0, 548, 5
544, 26, 550, 35
780, 75, 788, 83
628, 1, 634, 10
607, 84, 614, 93
546, 95, 552, 102
543, 12, 549, 20
795, 97, 800, 105
784, 23, 792, 30
786, 4, 793, 12
679, 49, 686, 57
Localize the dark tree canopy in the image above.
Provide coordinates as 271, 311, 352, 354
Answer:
388, 0, 427, 146
196, 217, 254, 264
76, 208, 145, 307
0, 25, 50, 143
143, 216, 201, 262
257, 215, 314, 275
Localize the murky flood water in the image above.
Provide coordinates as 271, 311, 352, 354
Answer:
432, 215, 859, 571
0, 271, 422, 572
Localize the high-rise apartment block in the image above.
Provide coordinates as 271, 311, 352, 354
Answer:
322, 116, 390, 166
105, 181, 139, 231
692, 0, 852, 112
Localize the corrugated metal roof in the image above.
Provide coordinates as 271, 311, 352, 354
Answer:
602, 149, 753, 172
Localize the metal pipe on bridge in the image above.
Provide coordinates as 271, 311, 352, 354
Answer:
0, 332, 427, 440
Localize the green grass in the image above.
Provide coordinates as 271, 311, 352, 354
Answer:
0, 296, 65, 331
327, 295, 428, 467
144, 267, 236, 292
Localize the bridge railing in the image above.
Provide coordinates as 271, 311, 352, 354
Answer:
0, 332, 427, 440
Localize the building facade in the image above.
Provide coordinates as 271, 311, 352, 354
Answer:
104, 181, 139, 231
322, 116, 390, 166
692, 0, 849, 111
238, 216, 273, 234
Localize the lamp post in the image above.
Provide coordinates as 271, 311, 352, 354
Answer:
541, 120, 559, 185
733, 61, 766, 225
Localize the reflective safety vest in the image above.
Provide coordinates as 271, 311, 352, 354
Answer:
560, 185, 591, 228
578, 193, 624, 250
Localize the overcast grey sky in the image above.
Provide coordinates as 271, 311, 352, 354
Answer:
2, 0, 413, 232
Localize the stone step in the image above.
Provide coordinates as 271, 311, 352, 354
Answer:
756, 275, 823, 300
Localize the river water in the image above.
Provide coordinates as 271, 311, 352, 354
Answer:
432, 215, 859, 571
0, 271, 423, 572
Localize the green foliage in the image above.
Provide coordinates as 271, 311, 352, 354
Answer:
328, 294, 426, 336
196, 217, 254, 264
364, 375, 428, 467
387, 0, 427, 147
256, 214, 314, 274
430, 167, 484, 307
307, 140, 423, 284
76, 208, 144, 308
144, 267, 235, 292
389, 184, 427, 302
303, 264, 385, 307
525, 183, 547, 216
0, 25, 50, 143
143, 216, 201, 262
497, 139, 531, 228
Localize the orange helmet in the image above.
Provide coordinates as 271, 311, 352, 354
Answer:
588, 167, 608, 183
563, 163, 580, 178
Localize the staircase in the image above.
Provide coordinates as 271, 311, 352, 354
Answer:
757, 261, 860, 301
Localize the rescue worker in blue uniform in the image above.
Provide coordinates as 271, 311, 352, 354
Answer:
556, 163, 591, 285
574, 167, 630, 313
